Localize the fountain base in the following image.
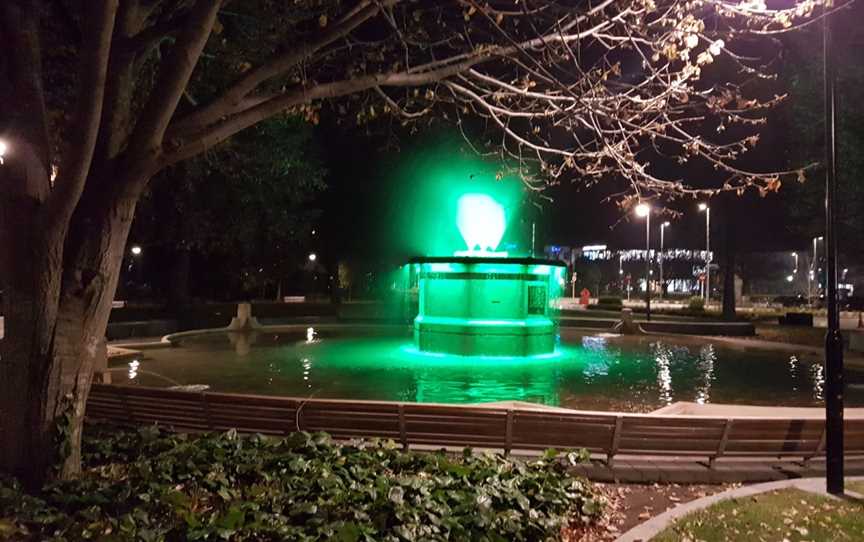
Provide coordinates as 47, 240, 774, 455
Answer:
411, 256, 566, 357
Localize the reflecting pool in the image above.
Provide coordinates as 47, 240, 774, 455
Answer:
111, 326, 864, 412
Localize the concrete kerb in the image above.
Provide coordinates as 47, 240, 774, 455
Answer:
160, 322, 406, 345
615, 476, 864, 542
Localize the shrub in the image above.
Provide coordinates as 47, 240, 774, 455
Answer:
0, 424, 601, 541
688, 296, 705, 312
597, 297, 623, 307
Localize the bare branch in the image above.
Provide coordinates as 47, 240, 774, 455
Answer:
155, 0, 830, 201
162, 57, 487, 168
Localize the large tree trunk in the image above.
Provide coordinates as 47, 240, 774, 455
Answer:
0, 165, 141, 488
0, 174, 63, 489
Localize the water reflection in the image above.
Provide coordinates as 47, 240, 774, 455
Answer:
695, 345, 716, 405
114, 330, 864, 411
789, 356, 799, 391
580, 336, 612, 381
228, 331, 259, 356
811, 363, 825, 401
302, 357, 313, 389
652, 343, 674, 405
582, 336, 608, 351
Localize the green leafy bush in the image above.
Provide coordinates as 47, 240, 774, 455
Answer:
0, 424, 600, 541
688, 296, 705, 312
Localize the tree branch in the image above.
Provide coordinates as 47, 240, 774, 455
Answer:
168, 0, 397, 138
44, 0, 120, 228
121, 9, 190, 54
161, 57, 484, 168
126, 0, 223, 163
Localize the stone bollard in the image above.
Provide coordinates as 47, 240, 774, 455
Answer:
618, 307, 643, 335
227, 302, 262, 331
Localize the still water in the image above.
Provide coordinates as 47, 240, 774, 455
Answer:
112, 326, 864, 412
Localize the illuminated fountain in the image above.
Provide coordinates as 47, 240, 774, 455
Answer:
411, 193, 566, 357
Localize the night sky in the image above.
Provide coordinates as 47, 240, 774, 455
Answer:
318, 109, 804, 265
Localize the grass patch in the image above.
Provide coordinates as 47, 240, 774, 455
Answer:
654, 488, 864, 542
848, 481, 864, 495
0, 424, 600, 541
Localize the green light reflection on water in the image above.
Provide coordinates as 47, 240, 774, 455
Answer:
287, 334, 617, 406
118, 329, 863, 412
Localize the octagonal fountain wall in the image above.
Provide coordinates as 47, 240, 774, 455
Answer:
410, 257, 566, 357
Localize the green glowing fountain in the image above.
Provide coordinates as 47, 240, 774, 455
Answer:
412, 193, 566, 357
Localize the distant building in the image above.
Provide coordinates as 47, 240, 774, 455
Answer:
544, 244, 712, 297
543, 244, 856, 301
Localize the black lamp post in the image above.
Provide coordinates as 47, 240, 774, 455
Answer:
823, 11, 844, 495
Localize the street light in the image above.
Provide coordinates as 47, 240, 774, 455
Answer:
0, 139, 7, 164
660, 222, 670, 299
127, 246, 144, 289
822, 11, 844, 495
308, 253, 317, 262
635, 203, 652, 321
698, 203, 711, 305
792, 251, 799, 275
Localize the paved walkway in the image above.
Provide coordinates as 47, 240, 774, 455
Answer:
652, 401, 864, 418
568, 455, 864, 484
615, 476, 864, 542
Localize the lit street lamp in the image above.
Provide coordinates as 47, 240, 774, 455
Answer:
660, 222, 670, 299
635, 203, 652, 321
308, 253, 317, 262
698, 203, 711, 306
127, 245, 144, 290
0, 139, 7, 165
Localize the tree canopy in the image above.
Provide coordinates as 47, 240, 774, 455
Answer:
777, 8, 864, 254
0, 0, 842, 486
132, 116, 326, 300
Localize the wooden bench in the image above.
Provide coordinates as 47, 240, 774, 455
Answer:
86, 384, 864, 466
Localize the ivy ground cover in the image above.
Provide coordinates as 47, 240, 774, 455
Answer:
1, 424, 601, 541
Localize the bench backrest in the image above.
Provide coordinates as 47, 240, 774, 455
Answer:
86, 384, 864, 463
